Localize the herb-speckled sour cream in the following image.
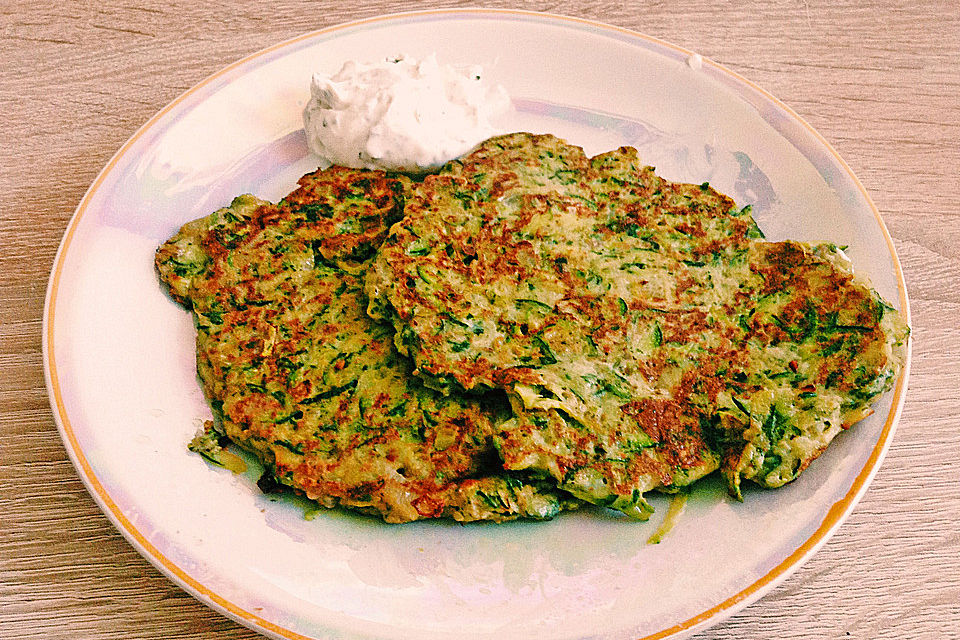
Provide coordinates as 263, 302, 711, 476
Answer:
303, 54, 510, 173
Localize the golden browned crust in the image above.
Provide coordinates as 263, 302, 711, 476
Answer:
366, 133, 909, 515
156, 164, 580, 523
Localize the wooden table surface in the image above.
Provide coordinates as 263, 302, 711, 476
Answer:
3, 1, 958, 638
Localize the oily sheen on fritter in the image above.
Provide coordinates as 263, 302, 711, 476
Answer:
365, 133, 909, 517
155, 166, 579, 523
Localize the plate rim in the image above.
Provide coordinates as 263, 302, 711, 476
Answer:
42, 8, 913, 640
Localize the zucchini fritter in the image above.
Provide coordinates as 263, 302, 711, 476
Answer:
156, 166, 579, 523
366, 133, 909, 517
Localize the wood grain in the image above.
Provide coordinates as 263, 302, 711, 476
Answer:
3, 1, 958, 639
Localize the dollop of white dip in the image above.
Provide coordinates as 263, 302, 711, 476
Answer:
302, 54, 510, 173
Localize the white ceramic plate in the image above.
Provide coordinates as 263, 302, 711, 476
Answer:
44, 9, 911, 640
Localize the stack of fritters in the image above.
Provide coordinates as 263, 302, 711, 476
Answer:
156, 166, 580, 523
158, 133, 908, 523
366, 133, 909, 516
